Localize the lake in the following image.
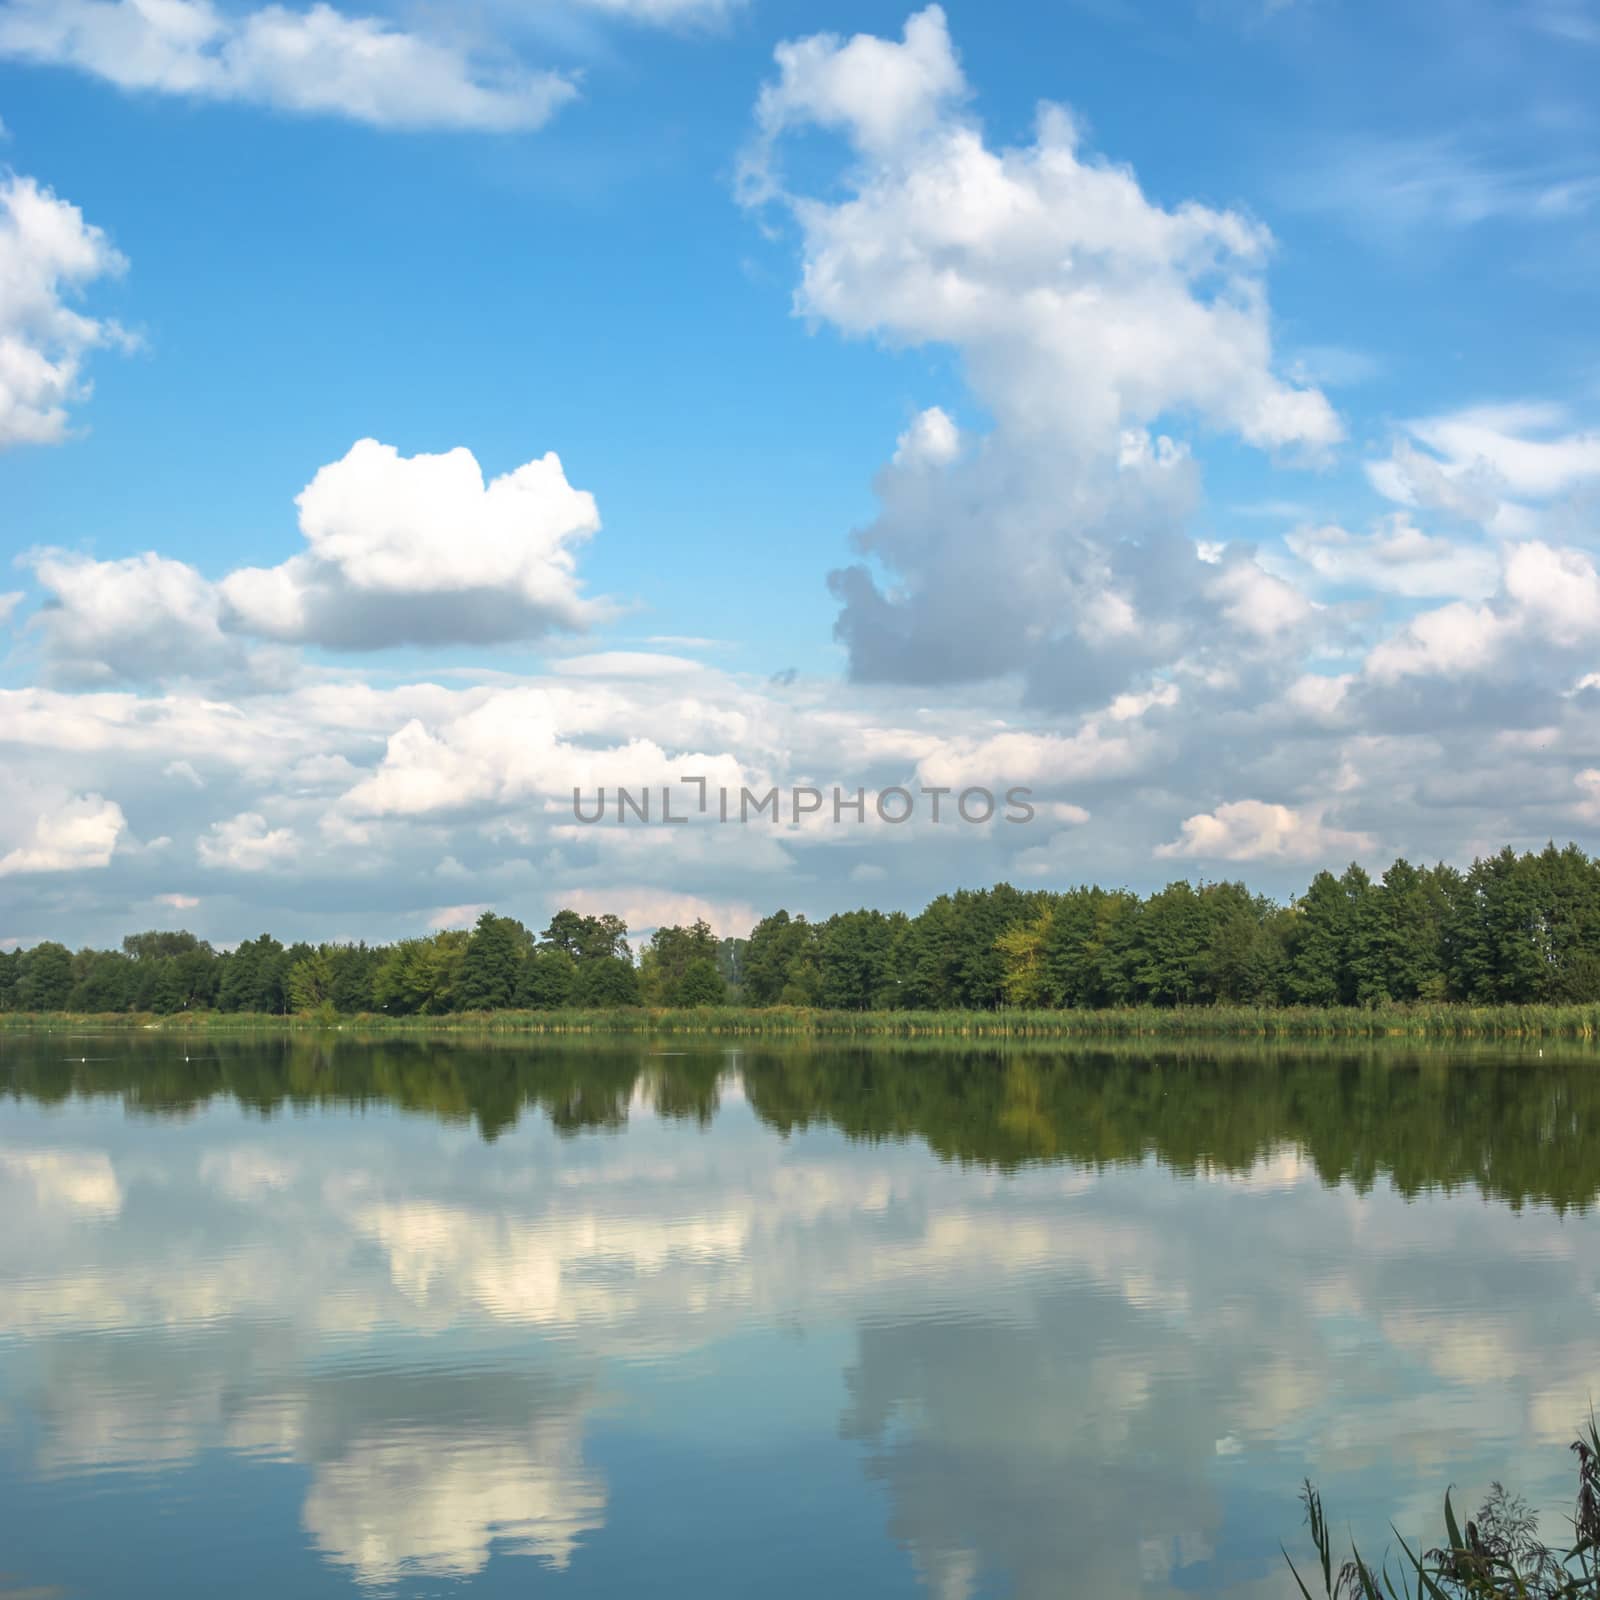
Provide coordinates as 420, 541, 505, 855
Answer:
1, 1034, 1596, 1598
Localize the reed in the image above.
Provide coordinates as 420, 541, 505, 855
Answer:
6, 1001, 1600, 1038
1288, 1419, 1600, 1598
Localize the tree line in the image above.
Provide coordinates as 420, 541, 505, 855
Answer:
0, 909, 738, 1017
5, 842, 1600, 1015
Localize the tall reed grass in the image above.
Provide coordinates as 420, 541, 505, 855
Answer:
5, 1002, 1600, 1038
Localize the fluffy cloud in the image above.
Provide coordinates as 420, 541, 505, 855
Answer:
1367, 540, 1600, 682
0, 790, 127, 875
0, 0, 577, 131
743, 7, 1338, 707
0, 171, 130, 449
17, 440, 608, 684
196, 811, 297, 871
220, 440, 605, 649
25, 548, 244, 685
1156, 800, 1374, 863
748, 8, 1336, 455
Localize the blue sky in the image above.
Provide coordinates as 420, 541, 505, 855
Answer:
2, 0, 1599, 948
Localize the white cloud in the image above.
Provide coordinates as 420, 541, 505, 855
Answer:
1407, 403, 1600, 500
197, 811, 297, 871
1367, 540, 1600, 681
0, 0, 577, 131
913, 721, 1145, 790
0, 790, 126, 875
1286, 517, 1500, 600
1367, 404, 1600, 538
0, 170, 129, 449
1156, 800, 1373, 863
742, 6, 966, 189
556, 887, 757, 938
428, 902, 491, 930
892, 406, 962, 469
1206, 557, 1315, 638
742, 7, 1337, 709
746, 8, 1337, 457
221, 440, 605, 649
155, 892, 200, 909
25, 548, 243, 684
0, 590, 23, 624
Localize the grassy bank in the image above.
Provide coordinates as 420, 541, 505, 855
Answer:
7, 1001, 1600, 1039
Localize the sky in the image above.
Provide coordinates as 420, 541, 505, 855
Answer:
1, 0, 1599, 949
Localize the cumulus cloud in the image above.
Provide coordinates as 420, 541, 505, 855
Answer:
16, 439, 609, 683
0, 170, 130, 449
743, 7, 1337, 708
197, 811, 297, 871
220, 440, 605, 650
1366, 540, 1600, 682
1156, 800, 1374, 863
746, 7, 1336, 455
0, 590, 22, 624
24, 548, 245, 685
0, 0, 577, 131
0, 790, 126, 875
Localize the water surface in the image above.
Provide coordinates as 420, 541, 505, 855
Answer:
1, 1035, 1596, 1598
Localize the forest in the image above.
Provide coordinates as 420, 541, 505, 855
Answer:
6, 843, 1600, 1017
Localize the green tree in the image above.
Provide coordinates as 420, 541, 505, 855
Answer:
543, 910, 630, 963
676, 957, 727, 1006
1284, 871, 1354, 1007
571, 954, 640, 1007
996, 906, 1054, 1006
456, 913, 530, 1011
743, 911, 820, 1005
373, 932, 468, 1015
818, 909, 903, 1010
288, 948, 335, 1013
69, 951, 136, 1013
18, 942, 74, 1010
518, 947, 576, 1009
639, 920, 719, 1005
123, 930, 210, 962
1042, 887, 1138, 1008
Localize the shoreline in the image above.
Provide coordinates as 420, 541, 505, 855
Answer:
5, 1002, 1600, 1039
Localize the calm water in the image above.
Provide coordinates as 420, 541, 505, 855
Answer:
1, 1036, 1597, 1599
